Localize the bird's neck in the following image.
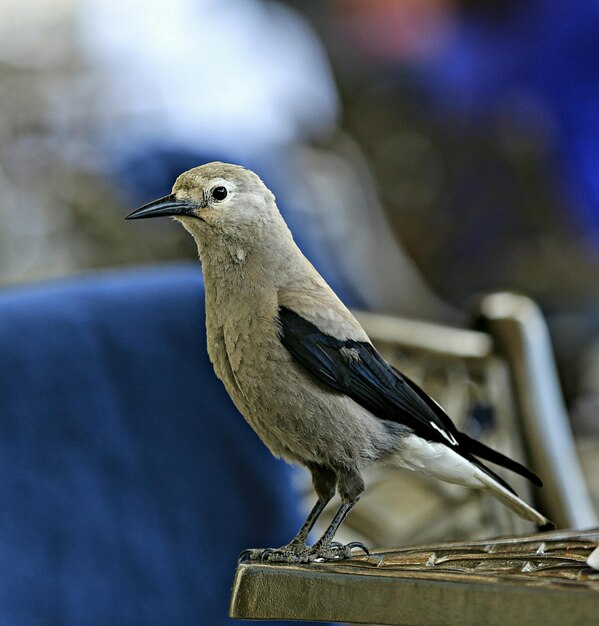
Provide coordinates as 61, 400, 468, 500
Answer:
193, 226, 304, 310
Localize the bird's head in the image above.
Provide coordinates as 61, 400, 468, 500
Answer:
126, 162, 283, 254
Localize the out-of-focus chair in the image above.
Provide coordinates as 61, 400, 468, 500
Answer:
230, 291, 598, 624
0, 264, 321, 626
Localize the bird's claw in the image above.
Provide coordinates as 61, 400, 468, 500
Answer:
238, 540, 370, 564
327, 540, 368, 554
237, 544, 311, 564
238, 548, 266, 563
238, 547, 298, 563
309, 541, 370, 562
346, 541, 369, 555
260, 548, 275, 562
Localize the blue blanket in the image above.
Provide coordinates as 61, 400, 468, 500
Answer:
0, 264, 317, 625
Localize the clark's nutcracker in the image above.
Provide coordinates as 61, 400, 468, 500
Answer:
127, 162, 552, 562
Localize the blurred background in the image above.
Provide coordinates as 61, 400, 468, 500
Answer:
1, 0, 599, 624
3, 0, 599, 429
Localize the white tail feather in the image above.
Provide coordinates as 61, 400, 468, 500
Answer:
393, 435, 552, 528
472, 464, 551, 527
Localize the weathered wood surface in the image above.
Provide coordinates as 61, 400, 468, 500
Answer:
230, 528, 599, 625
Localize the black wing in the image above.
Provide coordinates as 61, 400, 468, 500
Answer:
278, 306, 542, 488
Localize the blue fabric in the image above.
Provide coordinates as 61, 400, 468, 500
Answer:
0, 265, 317, 626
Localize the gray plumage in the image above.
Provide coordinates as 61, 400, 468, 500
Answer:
127, 162, 552, 562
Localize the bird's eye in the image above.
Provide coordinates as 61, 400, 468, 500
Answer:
211, 186, 228, 201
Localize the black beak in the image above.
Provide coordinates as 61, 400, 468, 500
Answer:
125, 194, 193, 220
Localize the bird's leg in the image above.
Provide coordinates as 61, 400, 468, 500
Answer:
308, 467, 369, 561
239, 464, 336, 563
282, 495, 330, 550
311, 501, 354, 549
285, 463, 337, 549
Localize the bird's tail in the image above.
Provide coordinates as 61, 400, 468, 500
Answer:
472, 463, 554, 529
458, 432, 543, 487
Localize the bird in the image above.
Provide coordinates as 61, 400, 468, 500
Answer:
126, 161, 553, 563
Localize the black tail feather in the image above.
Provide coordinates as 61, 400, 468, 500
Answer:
458, 432, 543, 488
464, 452, 518, 496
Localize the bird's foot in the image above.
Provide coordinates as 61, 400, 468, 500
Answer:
238, 542, 312, 564
238, 541, 369, 564
309, 540, 369, 562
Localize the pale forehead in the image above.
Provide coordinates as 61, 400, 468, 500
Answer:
173, 162, 264, 193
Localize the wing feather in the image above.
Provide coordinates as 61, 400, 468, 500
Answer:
279, 306, 460, 446
278, 306, 542, 490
